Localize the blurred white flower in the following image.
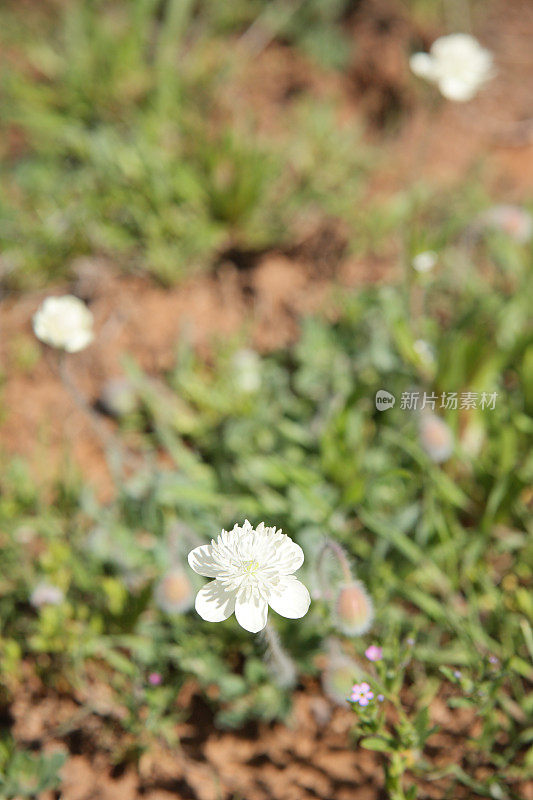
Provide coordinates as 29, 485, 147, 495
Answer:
412, 251, 437, 273
482, 205, 533, 244
155, 568, 194, 614
188, 520, 310, 633
410, 34, 494, 102
33, 295, 94, 353
419, 412, 454, 463
30, 582, 64, 608
232, 349, 261, 394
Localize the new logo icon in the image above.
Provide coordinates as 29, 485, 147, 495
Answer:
375, 390, 395, 411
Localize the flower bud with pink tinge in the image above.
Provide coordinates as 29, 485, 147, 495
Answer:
333, 580, 374, 636
155, 568, 194, 614
322, 641, 364, 706
419, 413, 453, 463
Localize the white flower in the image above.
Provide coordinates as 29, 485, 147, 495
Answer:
412, 251, 437, 273
188, 520, 311, 633
30, 582, 64, 608
410, 34, 494, 102
33, 295, 94, 353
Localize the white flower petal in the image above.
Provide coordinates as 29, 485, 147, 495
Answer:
272, 537, 305, 575
188, 544, 221, 577
195, 581, 236, 622
268, 576, 311, 620
438, 77, 475, 102
64, 329, 95, 353
409, 52, 435, 80
235, 593, 268, 633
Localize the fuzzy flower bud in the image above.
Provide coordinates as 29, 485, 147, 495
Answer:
98, 377, 138, 417
419, 412, 453, 463
333, 581, 374, 637
483, 205, 532, 244
232, 349, 262, 394
155, 568, 194, 614
322, 640, 363, 706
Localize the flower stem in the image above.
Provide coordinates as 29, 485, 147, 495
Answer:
260, 622, 297, 689
57, 353, 138, 483
317, 538, 353, 599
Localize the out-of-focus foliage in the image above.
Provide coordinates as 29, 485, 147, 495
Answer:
0, 0, 372, 288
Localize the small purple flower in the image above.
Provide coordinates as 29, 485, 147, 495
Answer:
350, 682, 374, 707
377, 694, 385, 702
365, 645, 383, 662
453, 670, 462, 679
148, 672, 162, 686
488, 655, 499, 665
406, 637, 415, 646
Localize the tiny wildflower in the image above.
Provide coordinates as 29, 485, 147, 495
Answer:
155, 568, 194, 614
148, 672, 162, 686
365, 645, 383, 662
453, 669, 462, 679
333, 580, 374, 636
488, 655, 499, 665
377, 694, 385, 702
30, 582, 64, 608
188, 520, 310, 633
350, 682, 374, 707
33, 295, 94, 353
412, 251, 437, 273
99, 377, 138, 417
410, 34, 494, 102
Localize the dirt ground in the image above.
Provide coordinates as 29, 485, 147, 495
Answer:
2, 1, 533, 798
13, 667, 530, 800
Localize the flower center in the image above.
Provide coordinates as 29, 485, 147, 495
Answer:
242, 559, 259, 575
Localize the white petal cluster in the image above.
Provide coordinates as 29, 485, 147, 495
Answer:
33, 295, 94, 353
410, 34, 494, 102
188, 520, 311, 633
